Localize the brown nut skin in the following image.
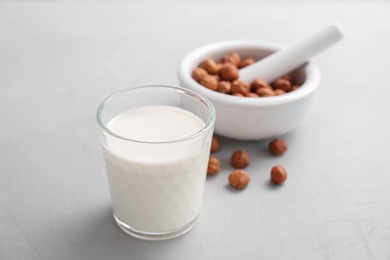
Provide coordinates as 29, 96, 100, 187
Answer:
231, 80, 250, 95
291, 85, 300, 91
207, 157, 220, 176
233, 93, 245, 97
216, 63, 223, 73
230, 53, 241, 65
274, 89, 286, 96
221, 52, 241, 66
231, 150, 250, 168
269, 138, 288, 156
256, 88, 275, 97
238, 58, 255, 69
200, 58, 219, 75
281, 74, 293, 83
250, 78, 272, 92
200, 75, 218, 91
192, 67, 208, 83
272, 78, 292, 92
245, 92, 259, 98
229, 169, 250, 189
217, 81, 231, 94
271, 165, 287, 185
212, 74, 221, 81
219, 63, 239, 81
211, 136, 220, 153
221, 55, 236, 65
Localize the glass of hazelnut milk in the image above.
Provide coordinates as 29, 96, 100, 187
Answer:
97, 85, 215, 240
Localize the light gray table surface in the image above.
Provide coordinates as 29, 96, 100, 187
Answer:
1, 2, 390, 260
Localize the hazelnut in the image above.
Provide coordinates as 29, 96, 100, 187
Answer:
250, 78, 271, 92
221, 55, 235, 65
228, 169, 250, 189
281, 74, 293, 82
212, 74, 221, 81
245, 92, 259, 98
271, 165, 287, 185
200, 58, 219, 75
238, 58, 255, 69
219, 63, 239, 81
230, 53, 241, 65
274, 89, 286, 96
217, 81, 231, 94
207, 157, 220, 175
269, 138, 288, 156
216, 63, 223, 73
256, 88, 274, 97
192, 67, 208, 83
231, 80, 250, 96
291, 85, 300, 91
231, 150, 250, 168
211, 135, 220, 153
200, 75, 218, 91
221, 52, 241, 66
233, 93, 244, 97
272, 78, 292, 92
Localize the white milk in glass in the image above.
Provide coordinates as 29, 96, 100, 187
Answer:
101, 105, 210, 233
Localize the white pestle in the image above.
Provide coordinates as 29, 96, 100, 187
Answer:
239, 22, 344, 84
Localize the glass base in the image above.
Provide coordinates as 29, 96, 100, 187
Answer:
114, 214, 199, 241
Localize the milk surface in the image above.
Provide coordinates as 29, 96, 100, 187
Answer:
102, 106, 210, 233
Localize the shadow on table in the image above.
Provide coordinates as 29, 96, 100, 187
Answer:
65, 205, 192, 259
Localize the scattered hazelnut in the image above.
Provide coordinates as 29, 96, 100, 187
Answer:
219, 63, 239, 81
228, 169, 250, 189
256, 88, 274, 97
238, 58, 255, 69
272, 78, 292, 92
207, 157, 220, 175
217, 81, 231, 94
233, 93, 244, 97
200, 75, 218, 91
271, 165, 287, 185
231, 80, 250, 95
274, 89, 286, 96
269, 138, 288, 156
211, 136, 220, 153
231, 150, 250, 168
200, 58, 219, 75
192, 67, 208, 83
250, 78, 271, 92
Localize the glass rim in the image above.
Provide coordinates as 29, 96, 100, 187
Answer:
96, 85, 216, 144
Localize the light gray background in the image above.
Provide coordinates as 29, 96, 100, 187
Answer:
1, 2, 390, 260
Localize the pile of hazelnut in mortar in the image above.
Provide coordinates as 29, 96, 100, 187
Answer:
207, 136, 288, 189
192, 52, 300, 97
